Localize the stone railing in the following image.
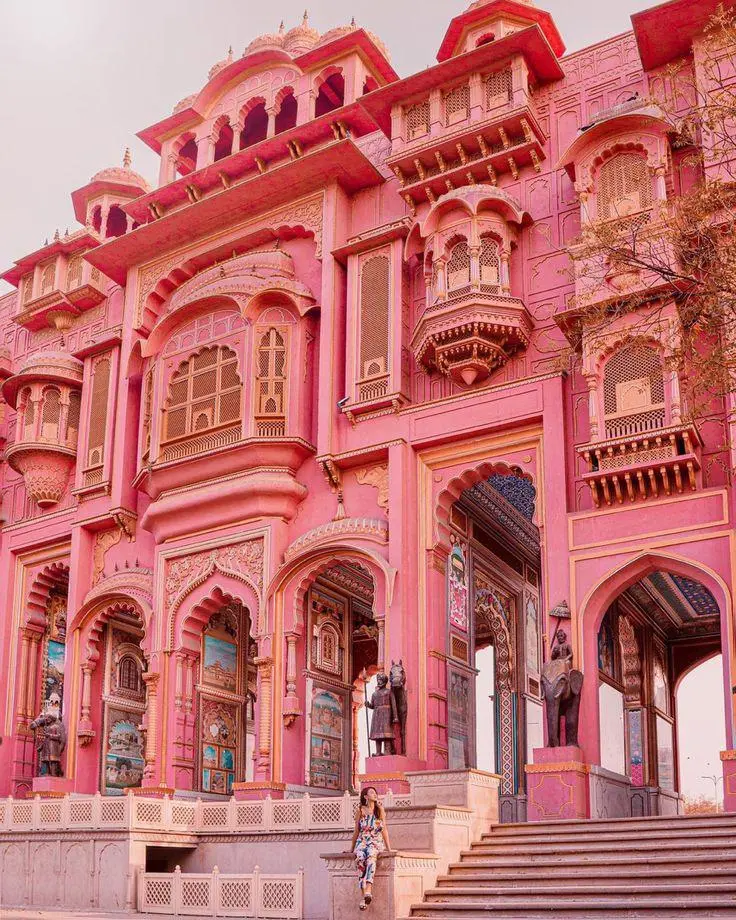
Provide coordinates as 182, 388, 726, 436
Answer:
138, 865, 304, 918
0, 789, 413, 836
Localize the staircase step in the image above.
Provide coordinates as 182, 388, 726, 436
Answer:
437, 868, 736, 887
483, 814, 736, 837
406, 898, 736, 918
476, 826, 736, 847
461, 838, 736, 859
423, 883, 736, 904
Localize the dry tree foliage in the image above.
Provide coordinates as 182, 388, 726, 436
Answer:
566, 7, 736, 423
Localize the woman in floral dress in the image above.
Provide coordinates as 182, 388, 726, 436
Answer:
349, 785, 392, 910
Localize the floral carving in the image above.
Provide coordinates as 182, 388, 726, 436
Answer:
355, 464, 389, 512
92, 527, 123, 586
166, 538, 265, 617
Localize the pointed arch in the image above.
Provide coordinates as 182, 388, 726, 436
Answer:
174, 575, 259, 654
26, 562, 70, 629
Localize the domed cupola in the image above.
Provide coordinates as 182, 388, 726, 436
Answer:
208, 46, 234, 80
2, 351, 84, 507
283, 10, 320, 56
71, 149, 150, 239
244, 21, 286, 56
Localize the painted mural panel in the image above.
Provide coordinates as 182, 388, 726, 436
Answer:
309, 688, 344, 789
524, 594, 539, 676
448, 543, 469, 632
448, 668, 471, 769
202, 634, 238, 692
597, 616, 616, 680
656, 716, 675, 791
43, 640, 65, 711
627, 708, 645, 786
104, 709, 145, 794
200, 697, 237, 794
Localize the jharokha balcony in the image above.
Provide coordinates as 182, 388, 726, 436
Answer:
578, 422, 702, 507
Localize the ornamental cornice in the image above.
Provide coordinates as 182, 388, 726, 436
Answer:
284, 518, 388, 561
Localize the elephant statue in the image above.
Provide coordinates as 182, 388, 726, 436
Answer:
541, 629, 583, 748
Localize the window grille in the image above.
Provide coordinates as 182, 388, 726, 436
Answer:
21, 275, 33, 304
118, 655, 142, 693
162, 345, 241, 446
486, 69, 512, 109
597, 152, 653, 220
40, 262, 55, 294
358, 254, 390, 394
40, 388, 61, 440
444, 83, 470, 126
603, 342, 666, 438
405, 100, 430, 140
480, 238, 500, 288
20, 388, 34, 440
67, 256, 83, 290
87, 357, 111, 468
66, 392, 81, 447
447, 241, 471, 291
255, 327, 287, 435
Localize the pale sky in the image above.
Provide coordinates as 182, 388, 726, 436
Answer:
0, 0, 656, 291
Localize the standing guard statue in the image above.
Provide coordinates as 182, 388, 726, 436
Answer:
366, 672, 399, 755
541, 628, 583, 747
389, 660, 408, 756
30, 695, 67, 777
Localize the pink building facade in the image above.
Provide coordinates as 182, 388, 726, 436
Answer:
0, 0, 734, 822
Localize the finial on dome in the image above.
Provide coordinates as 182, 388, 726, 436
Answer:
279, 20, 285, 33
303, 9, 309, 23
351, 16, 356, 26
53, 228, 60, 241
123, 147, 132, 169
227, 45, 233, 60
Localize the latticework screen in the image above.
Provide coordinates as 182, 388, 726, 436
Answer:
480, 237, 500, 287
486, 69, 512, 109
21, 274, 33, 304
40, 262, 55, 294
358, 254, 390, 399
603, 342, 666, 438
162, 345, 241, 445
447, 241, 471, 291
66, 392, 81, 447
597, 152, 654, 220
66, 255, 83, 290
445, 83, 470, 126
41, 387, 61, 440
87, 357, 111, 468
405, 100, 430, 140
255, 327, 287, 436
141, 367, 153, 462
20, 388, 34, 439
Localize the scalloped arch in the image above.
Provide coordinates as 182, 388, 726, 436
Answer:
174, 577, 258, 653
26, 561, 70, 629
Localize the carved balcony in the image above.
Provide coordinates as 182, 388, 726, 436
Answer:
411, 288, 532, 386
2, 352, 83, 507
578, 423, 702, 508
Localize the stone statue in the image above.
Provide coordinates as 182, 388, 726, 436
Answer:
366, 672, 398, 755
389, 660, 408, 756
30, 701, 67, 777
541, 628, 583, 748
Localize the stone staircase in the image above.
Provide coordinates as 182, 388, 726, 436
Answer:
404, 813, 736, 919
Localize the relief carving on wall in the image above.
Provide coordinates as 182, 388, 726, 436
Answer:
355, 464, 389, 512
92, 528, 124, 586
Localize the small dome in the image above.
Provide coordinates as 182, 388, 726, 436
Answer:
318, 20, 358, 47
90, 151, 150, 195
208, 46, 234, 81
244, 22, 286, 56
16, 350, 84, 381
283, 11, 320, 55
173, 93, 196, 114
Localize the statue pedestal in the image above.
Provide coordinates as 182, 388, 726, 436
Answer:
722, 751, 736, 813
360, 756, 425, 794
32, 776, 74, 796
525, 746, 589, 821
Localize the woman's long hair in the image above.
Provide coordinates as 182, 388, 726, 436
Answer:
359, 786, 385, 820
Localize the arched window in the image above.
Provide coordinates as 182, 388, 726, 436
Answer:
255, 328, 287, 436
118, 655, 142, 694
480, 237, 500, 288
19, 387, 34, 441
486, 69, 512, 109
106, 205, 127, 239
240, 102, 268, 149
315, 71, 345, 117
603, 341, 666, 438
444, 83, 470, 126
91, 206, 103, 234
66, 392, 81, 448
275, 92, 297, 134
66, 255, 83, 290
40, 387, 61, 440
163, 345, 241, 445
597, 152, 654, 220
213, 120, 234, 162
40, 262, 55, 294
358, 254, 390, 396
447, 240, 471, 292
175, 135, 198, 176
405, 100, 430, 141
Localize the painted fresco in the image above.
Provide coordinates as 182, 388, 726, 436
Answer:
43, 639, 65, 711
524, 594, 539, 675
309, 688, 344, 789
627, 708, 645, 786
203, 634, 238, 691
200, 697, 237, 794
448, 543, 469, 632
448, 668, 471, 769
597, 616, 616, 679
104, 711, 145, 794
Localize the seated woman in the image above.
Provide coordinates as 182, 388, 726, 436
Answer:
350, 785, 392, 910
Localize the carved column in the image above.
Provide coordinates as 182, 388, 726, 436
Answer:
255, 656, 273, 776
142, 672, 160, 783
18, 630, 31, 719
469, 245, 481, 290
434, 257, 447, 301
283, 635, 301, 726
174, 654, 184, 712
585, 372, 600, 440
351, 687, 363, 788
79, 665, 93, 728
654, 165, 667, 202
667, 360, 682, 424
376, 618, 386, 673
500, 248, 511, 293
266, 106, 277, 138
429, 88, 442, 132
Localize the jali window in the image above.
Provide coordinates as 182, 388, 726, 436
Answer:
602, 341, 666, 439
255, 328, 287, 437
597, 152, 654, 220
163, 345, 241, 445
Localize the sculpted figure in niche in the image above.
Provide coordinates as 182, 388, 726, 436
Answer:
30, 696, 67, 777
541, 629, 583, 748
389, 660, 408, 756
366, 673, 398, 755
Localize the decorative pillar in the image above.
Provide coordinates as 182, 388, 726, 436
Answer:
376, 618, 386, 673
142, 672, 160, 785
283, 635, 301, 726
500, 248, 511, 293
667, 363, 682, 424
654, 165, 667, 202
195, 135, 210, 170
434, 258, 447, 301
78, 664, 95, 742
429, 88, 442, 132
17, 630, 31, 719
351, 686, 363, 789
585, 372, 600, 440
25, 631, 41, 719
469, 72, 483, 113
469, 245, 481, 290
266, 106, 277, 138
255, 656, 273, 773
578, 190, 590, 225
174, 654, 184, 712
